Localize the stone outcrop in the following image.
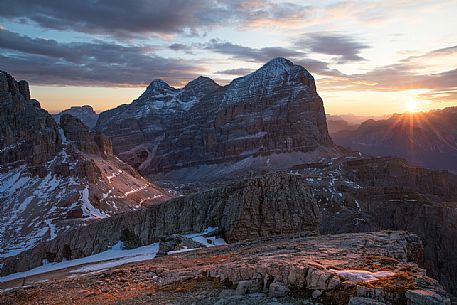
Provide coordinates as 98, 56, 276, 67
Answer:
0, 71, 60, 166
343, 157, 457, 201
97, 57, 334, 175
302, 155, 457, 296
0, 231, 451, 305
60, 114, 112, 156
0, 173, 319, 275
54, 105, 99, 129
340, 157, 457, 295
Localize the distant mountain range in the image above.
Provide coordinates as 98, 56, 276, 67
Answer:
332, 107, 457, 172
327, 113, 389, 125
54, 105, 99, 129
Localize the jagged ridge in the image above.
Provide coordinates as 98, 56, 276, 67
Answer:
0, 72, 172, 259
97, 57, 334, 175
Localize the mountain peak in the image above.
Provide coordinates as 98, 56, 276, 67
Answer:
186, 76, 215, 86
146, 79, 173, 91
183, 76, 220, 93
264, 57, 293, 67
0, 71, 31, 101
249, 57, 302, 79
55, 105, 99, 129
258, 57, 295, 73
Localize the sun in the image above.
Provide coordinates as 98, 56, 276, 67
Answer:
406, 99, 419, 113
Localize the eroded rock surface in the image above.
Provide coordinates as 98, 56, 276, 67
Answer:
0, 173, 319, 275
0, 71, 60, 166
283, 155, 457, 297
0, 231, 451, 305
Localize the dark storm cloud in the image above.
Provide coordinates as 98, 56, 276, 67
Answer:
0, 0, 222, 37
0, 29, 204, 86
295, 33, 369, 62
205, 39, 345, 77
0, 0, 312, 38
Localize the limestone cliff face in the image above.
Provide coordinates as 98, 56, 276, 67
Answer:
97, 58, 333, 174
0, 71, 60, 166
0, 173, 319, 275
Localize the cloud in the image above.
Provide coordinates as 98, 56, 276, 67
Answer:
418, 88, 457, 102
351, 46, 457, 93
323, 0, 449, 26
205, 39, 345, 77
205, 39, 303, 62
0, 29, 205, 86
225, 1, 315, 28
169, 43, 191, 51
317, 45, 457, 103
347, 66, 457, 92
214, 68, 255, 75
295, 32, 369, 62
0, 0, 313, 39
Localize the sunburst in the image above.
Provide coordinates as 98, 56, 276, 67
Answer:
406, 99, 419, 113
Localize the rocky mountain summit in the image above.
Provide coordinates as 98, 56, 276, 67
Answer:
332, 107, 457, 172
97, 57, 335, 177
54, 105, 99, 129
0, 71, 60, 166
0, 71, 172, 259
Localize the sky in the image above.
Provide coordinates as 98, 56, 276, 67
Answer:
0, 0, 456, 115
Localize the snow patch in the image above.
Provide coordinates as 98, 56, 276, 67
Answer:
106, 169, 122, 183
124, 185, 149, 196
58, 128, 68, 145
80, 186, 107, 219
334, 269, 395, 282
0, 242, 159, 283
182, 227, 227, 248
45, 219, 57, 240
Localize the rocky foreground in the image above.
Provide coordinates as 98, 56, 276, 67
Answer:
0, 231, 451, 305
